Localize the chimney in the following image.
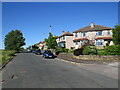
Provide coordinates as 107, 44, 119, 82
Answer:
90, 22, 95, 28
62, 31, 65, 34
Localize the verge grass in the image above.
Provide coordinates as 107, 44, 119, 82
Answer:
0, 50, 16, 66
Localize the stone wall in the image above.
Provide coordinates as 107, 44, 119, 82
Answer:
59, 53, 120, 61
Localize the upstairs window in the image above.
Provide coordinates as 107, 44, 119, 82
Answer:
63, 36, 65, 40
107, 30, 110, 35
96, 31, 102, 36
82, 32, 86, 37
75, 33, 78, 37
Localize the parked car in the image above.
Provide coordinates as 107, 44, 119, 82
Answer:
29, 49, 33, 53
35, 49, 41, 55
43, 50, 54, 58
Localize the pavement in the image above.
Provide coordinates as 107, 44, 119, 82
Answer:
1, 53, 118, 88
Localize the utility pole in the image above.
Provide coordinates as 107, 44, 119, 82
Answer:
50, 25, 52, 33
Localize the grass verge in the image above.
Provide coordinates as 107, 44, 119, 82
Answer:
0, 50, 16, 66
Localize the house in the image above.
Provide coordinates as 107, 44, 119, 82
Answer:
73, 22, 114, 49
36, 41, 47, 50
56, 31, 74, 49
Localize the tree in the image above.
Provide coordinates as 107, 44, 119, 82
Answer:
112, 25, 120, 45
27, 46, 32, 50
32, 44, 39, 50
4, 30, 25, 52
45, 33, 57, 49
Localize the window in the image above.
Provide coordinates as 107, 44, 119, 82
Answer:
82, 32, 86, 37
96, 39, 103, 46
75, 41, 78, 45
96, 31, 102, 36
107, 31, 110, 35
75, 33, 78, 37
63, 36, 65, 40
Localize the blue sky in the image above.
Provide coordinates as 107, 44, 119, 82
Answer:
2, 2, 118, 49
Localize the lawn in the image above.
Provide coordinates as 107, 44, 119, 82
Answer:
0, 50, 16, 66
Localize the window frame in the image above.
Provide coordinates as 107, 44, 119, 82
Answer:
75, 41, 78, 45
107, 30, 110, 35
96, 31, 102, 36
96, 39, 104, 46
82, 32, 86, 37
75, 33, 78, 37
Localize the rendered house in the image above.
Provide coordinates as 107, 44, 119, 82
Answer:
36, 41, 47, 50
56, 31, 74, 49
73, 22, 114, 49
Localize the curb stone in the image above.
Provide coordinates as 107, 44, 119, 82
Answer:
55, 58, 95, 66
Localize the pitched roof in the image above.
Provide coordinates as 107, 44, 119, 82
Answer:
36, 41, 45, 45
73, 25, 113, 33
59, 32, 73, 38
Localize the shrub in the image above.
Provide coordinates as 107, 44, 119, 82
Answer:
97, 49, 106, 55
68, 49, 74, 53
55, 51, 60, 55
82, 45, 97, 55
73, 48, 83, 56
105, 45, 120, 55
64, 48, 69, 53
55, 47, 69, 54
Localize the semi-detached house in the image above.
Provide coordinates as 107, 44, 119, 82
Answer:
73, 22, 114, 49
37, 22, 114, 50
56, 31, 74, 49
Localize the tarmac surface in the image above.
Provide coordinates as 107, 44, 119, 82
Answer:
1, 53, 118, 88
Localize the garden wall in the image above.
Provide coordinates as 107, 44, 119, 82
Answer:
59, 53, 120, 61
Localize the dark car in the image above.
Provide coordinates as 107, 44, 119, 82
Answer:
43, 50, 54, 58
30, 50, 36, 53
35, 49, 41, 55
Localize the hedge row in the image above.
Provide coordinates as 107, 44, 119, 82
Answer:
73, 45, 120, 56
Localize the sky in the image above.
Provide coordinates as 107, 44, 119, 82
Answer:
2, 2, 118, 49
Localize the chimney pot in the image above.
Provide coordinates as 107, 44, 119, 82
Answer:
62, 31, 65, 34
90, 22, 95, 28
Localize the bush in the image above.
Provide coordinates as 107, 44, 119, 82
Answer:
64, 48, 69, 53
73, 48, 83, 56
97, 49, 106, 55
105, 45, 120, 55
55, 47, 69, 54
68, 49, 74, 53
82, 45, 97, 55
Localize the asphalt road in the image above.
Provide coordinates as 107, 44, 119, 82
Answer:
2, 53, 118, 88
